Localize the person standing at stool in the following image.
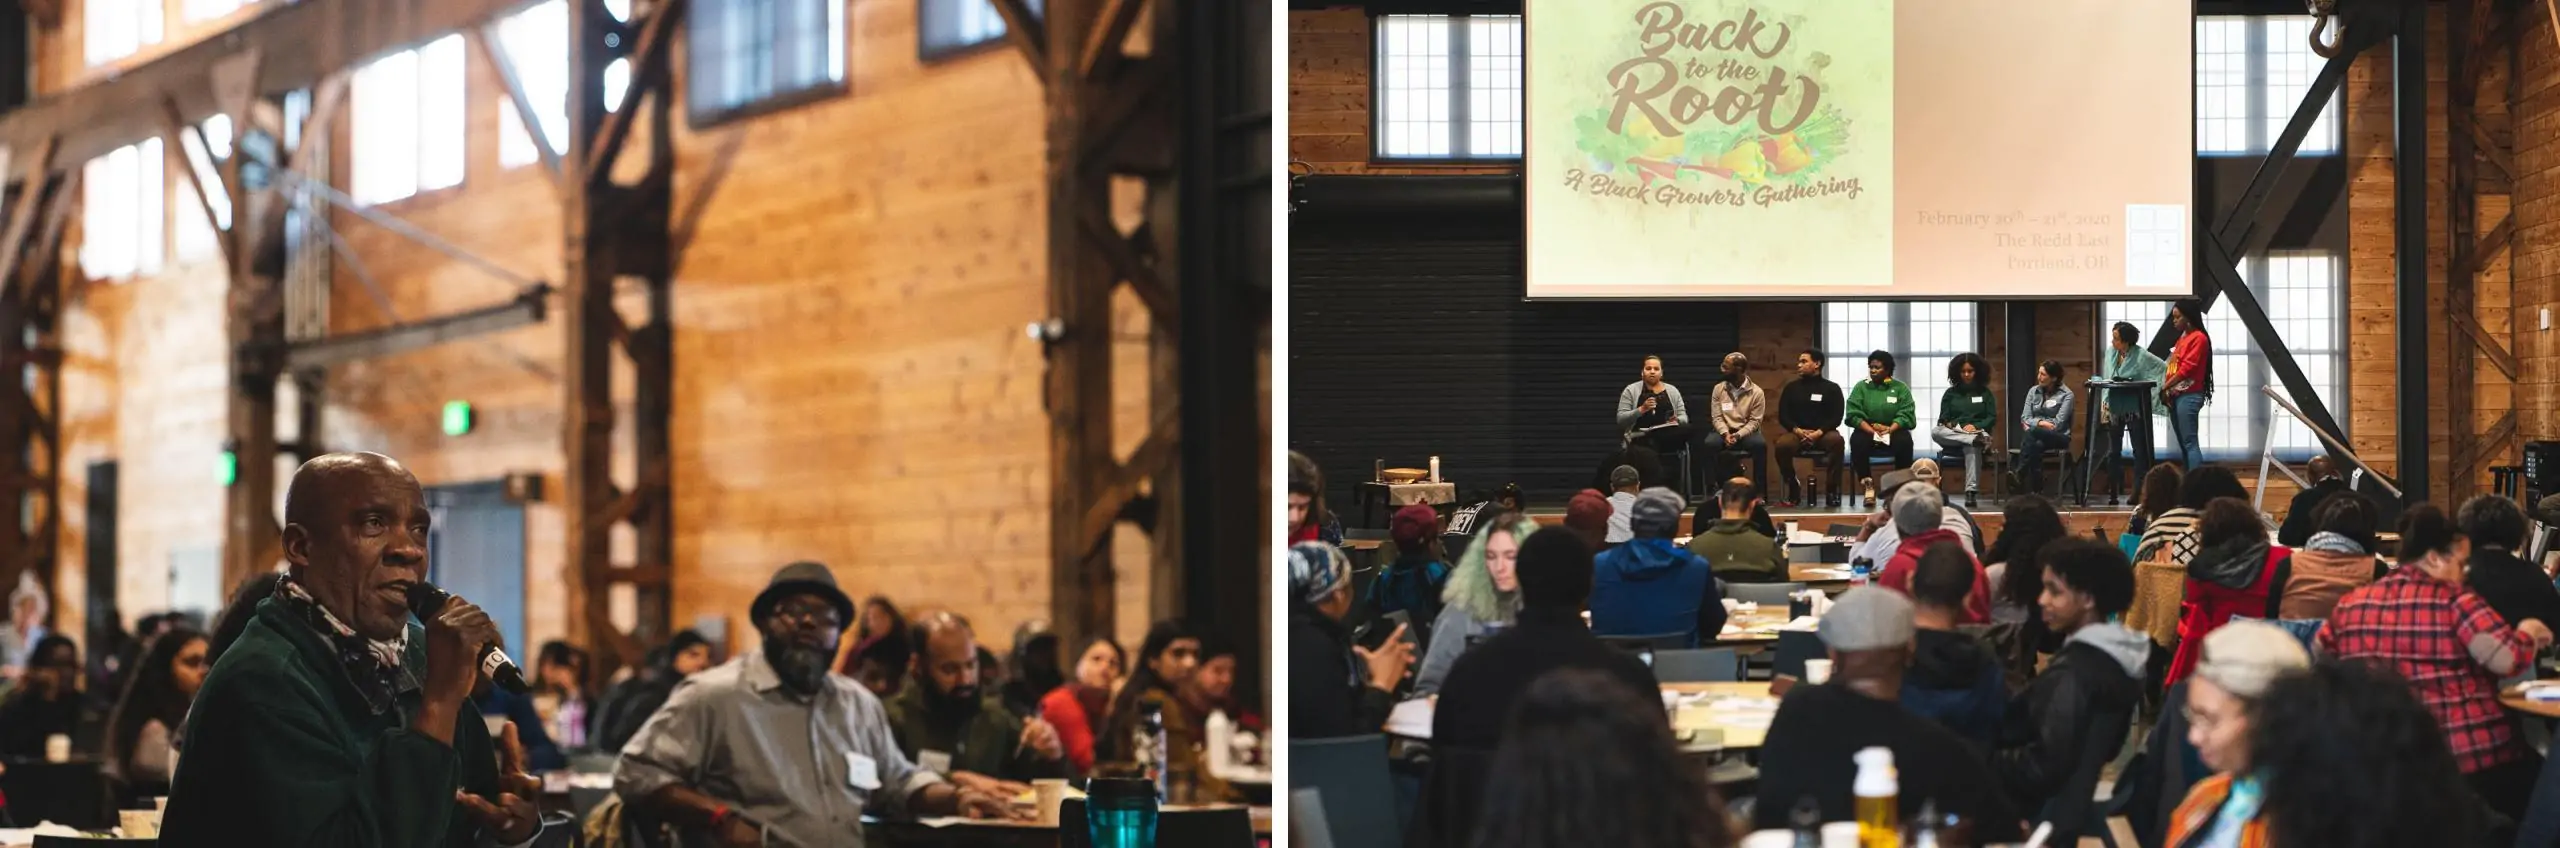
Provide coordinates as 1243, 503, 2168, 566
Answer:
1617, 355, 1691, 457
1933, 353, 1997, 509
1848, 350, 1917, 492
1707, 352, 1770, 494
2015, 360, 2074, 494
2163, 299, 2214, 470
1776, 349, 1847, 508
2097, 322, 2165, 498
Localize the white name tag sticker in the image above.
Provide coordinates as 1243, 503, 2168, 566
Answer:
848, 752, 882, 790
1810, 394, 1824, 402
1721, 403, 1735, 412
917, 749, 953, 776
1885, 396, 1897, 403
2046, 398, 2062, 408
1972, 396, 1985, 404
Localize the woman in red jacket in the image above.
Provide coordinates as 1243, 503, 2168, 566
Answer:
2163, 299, 2214, 470
1039, 636, 1124, 775
2166, 497, 2290, 687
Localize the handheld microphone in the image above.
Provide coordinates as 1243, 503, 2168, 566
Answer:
406, 582, 531, 694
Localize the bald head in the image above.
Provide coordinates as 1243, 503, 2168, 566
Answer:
280, 452, 429, 641
2308, 455, 2338, 482
914, 611, 983, 702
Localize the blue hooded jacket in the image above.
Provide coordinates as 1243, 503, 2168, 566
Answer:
1900, 628, 2007, 747
1589, 538, 1726, 647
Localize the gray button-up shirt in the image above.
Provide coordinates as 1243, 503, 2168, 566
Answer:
615, 650, 944, 847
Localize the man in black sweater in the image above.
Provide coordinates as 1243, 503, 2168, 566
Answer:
2462, 494, 2560, 640
1775, 349, 1848, 508
2277, 455, 2350, 547
1412, 528, 1658, 848
1754, 587, 2018, 839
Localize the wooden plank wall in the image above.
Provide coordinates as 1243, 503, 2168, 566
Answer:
39, 0, 1174, 659
2516, 5, 2560, 449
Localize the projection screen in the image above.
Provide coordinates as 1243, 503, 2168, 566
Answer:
1524, 0, 2195, 299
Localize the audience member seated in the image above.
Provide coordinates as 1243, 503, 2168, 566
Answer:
885, 613, 1067, 796
1418, 510, 1533, 695
0, 635, 101, 758
593, 629, 713, 755
1001, 620, 1063, 720
1982, 495, 2067, 629
2460, 494, 2560, 648
2129, 462, 2184, 537
1562, 489, 1613, 551
2137, 466, 2247, 567
2320, 504, 2553, 822
1605, 465, 1643, 545
0, 574, 48, 681
1413, 528, 1660, 848
2273, 493, 2386, 620
1590, 488, 1727, 647
2161, 621, 2312, 847
1900, 543, 2007, 746
478, 678, 569, 772
1104, 620, 1211, 765
2166, 498, 2290, 688
617, 562, 1008, 844
1186, 636, 1262, 733
1754, 587, 2019, 840
1442, 483, 1521, 558
1990, 538, 2143, 833
1285, 544, 1409, 740
1909, 460, 1986, 553
1877, 484, 1991, 623
1288, 449, 1346, 546
1040, 636, 1121, 776
532, 640, 594, 750
1369, 503, 1454, 624
1472, 668, 1736, 848
2276, 456, 2350, 548
103, 627, 207, 799
1686, 481, 1787, 583
1851, 470, 1920, 565
2246, 660, 2488, 847
843, 594, 911, 678
850, 628, 915, 700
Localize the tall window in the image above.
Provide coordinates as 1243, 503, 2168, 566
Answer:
85, 0, 164, 66
918, 0, 1042, 58
1371, 15, 1522, 161
2196, 16, 2339, 155
80, 140, 165, 281
176, 116, 234, 263
2098, 253, 2342, 462
351, 35, 467, 205
688, 0, 846, 125
496, 0, 634, 168
183, 0, 252, 23
1820, 303, 1979, 432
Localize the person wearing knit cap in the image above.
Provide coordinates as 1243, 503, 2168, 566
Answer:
1368, 503, 1454, 624
1415, 509, 1536, 695
1562, 489, 1614, 550
1408, 528, 1658, 848
1589, 488, 1726, 646
1287, 542, 1411, 738
1753, 587, 2018, 838
2161, 621, 2311, 848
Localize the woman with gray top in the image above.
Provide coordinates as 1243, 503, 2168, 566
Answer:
1616, 355, 1691, 456
2015, 360, 2075, 493
1415, 510, 1535, 695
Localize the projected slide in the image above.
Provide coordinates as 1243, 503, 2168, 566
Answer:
1524, 0, 2194, 299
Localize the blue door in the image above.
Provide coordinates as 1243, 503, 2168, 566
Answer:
425, 481, 528, 659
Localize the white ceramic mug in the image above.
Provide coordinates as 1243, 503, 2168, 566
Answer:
120, 809, 161, 838
1033, 778, 1070, 827
1803, 659, 1833, 685
1784, 521, 1800, 539
43, 733, 68, 763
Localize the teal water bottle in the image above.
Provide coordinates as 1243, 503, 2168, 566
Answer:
1086, 776, 1160, 848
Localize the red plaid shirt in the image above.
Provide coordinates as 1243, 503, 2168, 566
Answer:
2318, 566, 2538, 774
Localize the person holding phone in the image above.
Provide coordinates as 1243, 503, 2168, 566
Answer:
1288, 543, 1413, 737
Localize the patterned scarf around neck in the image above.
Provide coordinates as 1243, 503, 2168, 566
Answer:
275, 573, 414, 715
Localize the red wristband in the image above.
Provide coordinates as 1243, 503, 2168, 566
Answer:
710, 805, 733, 828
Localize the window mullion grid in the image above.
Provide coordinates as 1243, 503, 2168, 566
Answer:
1448, 16, 1472, 158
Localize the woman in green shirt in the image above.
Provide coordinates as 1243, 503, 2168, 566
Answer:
1933, 352, 1997, 509
1845, 350, 1917, 487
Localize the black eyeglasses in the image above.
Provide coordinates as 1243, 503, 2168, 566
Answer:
771, 604, 843, 628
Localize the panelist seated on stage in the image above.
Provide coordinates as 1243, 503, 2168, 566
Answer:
1846, 350, 1918, 476
1687, 480, 1787, 584
1776, 349, 1848, 508
1931, 352, 1998, 507
1616, 355, 1692, 454
1590, 489, 1728, 648
1706, 352, 1771, 491
2015, 360, 2075, 493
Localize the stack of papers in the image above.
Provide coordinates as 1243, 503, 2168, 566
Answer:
2519, 681, 2560, 702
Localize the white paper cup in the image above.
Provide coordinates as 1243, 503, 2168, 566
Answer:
43, 733, 68, 763
1803, 659, 1833, 685
1033, 778, 1069, 827
120, 809, 161, 838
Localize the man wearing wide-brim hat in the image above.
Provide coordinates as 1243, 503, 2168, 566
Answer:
617, 561, 1013, 846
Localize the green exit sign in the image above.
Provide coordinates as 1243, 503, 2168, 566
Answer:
442, 401, 475, 436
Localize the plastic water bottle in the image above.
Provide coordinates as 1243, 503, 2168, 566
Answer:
1086, 776, 1160, 848
1134, 702, 1168, 799
1849, 556, 1873, 588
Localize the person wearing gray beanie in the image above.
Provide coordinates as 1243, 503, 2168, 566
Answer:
1590, 488, 1727, 646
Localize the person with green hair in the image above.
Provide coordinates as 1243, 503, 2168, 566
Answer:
1415, 510, 1537, 695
